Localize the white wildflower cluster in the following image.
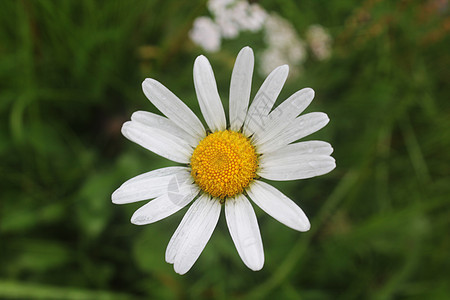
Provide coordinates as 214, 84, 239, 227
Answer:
189, 0, 267, 52
259, 13, 307, 77
189, 1, 332, 77
305, 24, 332, 61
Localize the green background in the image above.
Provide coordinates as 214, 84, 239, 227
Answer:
1, 0, 449, 299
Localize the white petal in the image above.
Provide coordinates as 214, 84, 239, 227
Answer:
229, 47, 254, 131
142, 78, 206, 139
121, 121, 193, 163
131, 184, 199, 225
243, 65, 289, 137
112, 167, 191, 204
258, 112, 329, 153
260, 141, 333, 163
246, 180, 310, 231
225, 194, 264, 271
193, 55, 226, 132
165, 194, 221, 274
259, 155, 336, 181
131, 111, 200, 148
253, 88, 315, 146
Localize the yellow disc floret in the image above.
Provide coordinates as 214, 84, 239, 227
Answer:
190, 130, 258, 199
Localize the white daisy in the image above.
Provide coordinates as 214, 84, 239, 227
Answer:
112, 46, 335, 275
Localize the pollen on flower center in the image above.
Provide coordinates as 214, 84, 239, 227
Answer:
190, 130, 258, 199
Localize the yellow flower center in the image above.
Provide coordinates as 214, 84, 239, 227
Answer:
190, 130, 258, 199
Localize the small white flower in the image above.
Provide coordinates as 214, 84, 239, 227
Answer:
259, 47, 287, 77
306, 24, 332, 60
215, 11, 240, 39
189, 17, 222, 52
260, 14, 307, 77
113, 47, 335, 274
288, 40, 307, 62
232, 2, 267, 32
208, 0, 234, 14
264, 13, 299, 47
207, 0, 267, 40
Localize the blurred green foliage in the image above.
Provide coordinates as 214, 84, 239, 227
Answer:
0, 0, 449, 299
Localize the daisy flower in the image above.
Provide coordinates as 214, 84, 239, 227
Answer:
112, 46, 335, 275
